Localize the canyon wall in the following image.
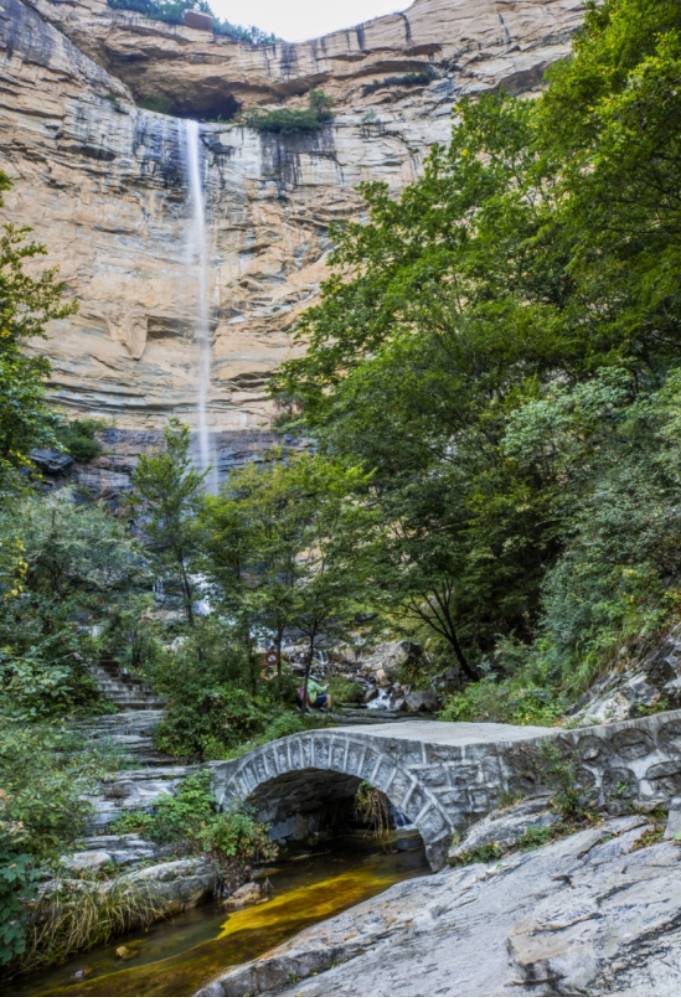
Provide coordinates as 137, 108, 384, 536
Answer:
0, 0, 587, 438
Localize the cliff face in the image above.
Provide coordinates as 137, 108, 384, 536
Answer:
0, 0, 586, 434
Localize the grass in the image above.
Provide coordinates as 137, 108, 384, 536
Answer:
20, 878, 168, 973
353, 782, 391, 839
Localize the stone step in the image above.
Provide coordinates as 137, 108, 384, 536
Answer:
109, 732, 154, 744
76, 709, 165, 728
90, 665, 159, 701
104, 699, 165, 710
83, 765, 197, 832
63, 833, 161, 870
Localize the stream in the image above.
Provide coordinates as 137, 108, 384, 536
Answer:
15, 835, 426, 998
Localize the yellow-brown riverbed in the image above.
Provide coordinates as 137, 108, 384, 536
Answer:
14, 837, 425, 998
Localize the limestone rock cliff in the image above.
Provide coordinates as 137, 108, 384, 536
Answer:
0, 0, 586, 435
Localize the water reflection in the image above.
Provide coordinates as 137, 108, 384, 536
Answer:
16, 834, 425, 998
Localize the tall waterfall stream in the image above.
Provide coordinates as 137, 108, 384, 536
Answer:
184, 119, 218, 493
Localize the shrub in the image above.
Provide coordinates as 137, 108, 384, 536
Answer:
449, 842, 503, 867
537, 743, 597, 824
106, 0, 278, 45
243, 90, 334, 134
145, 618, 300, 760
361, 68, 437, 96
215, 709, 329, 761
113, 771, 277, 871
56, 419, 102, 463
440, 677, 565, 727
198, 810, 276, 867
137, 94, 174, 115
0, 724, 115, 968
327, 675, 364, 704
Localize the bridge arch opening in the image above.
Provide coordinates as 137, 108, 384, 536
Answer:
244, 767, 425, 858
212, 732, 455, 868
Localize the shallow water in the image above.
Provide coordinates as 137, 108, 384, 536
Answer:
15, 836, 425, 998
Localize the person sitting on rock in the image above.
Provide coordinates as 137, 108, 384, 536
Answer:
302, 677, 332, 711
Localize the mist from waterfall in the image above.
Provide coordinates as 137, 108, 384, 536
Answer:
184, 119, 218, 493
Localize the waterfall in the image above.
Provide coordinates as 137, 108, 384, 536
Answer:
184, 119, 218, 493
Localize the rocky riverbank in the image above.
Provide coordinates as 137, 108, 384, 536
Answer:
199, 801, 681, 997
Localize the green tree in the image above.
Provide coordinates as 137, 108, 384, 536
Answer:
277, 455, 377, 710
130, 419, 205, 624
270, 0, 681, 689
0, 490, 142, 721
202, 453, 378, 709
0, 171, 77, 492
200, 449, 306, 688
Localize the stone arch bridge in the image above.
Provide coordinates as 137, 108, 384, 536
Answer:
211, 712, 681, 869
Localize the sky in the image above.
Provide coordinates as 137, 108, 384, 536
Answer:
210, 1, 413, 42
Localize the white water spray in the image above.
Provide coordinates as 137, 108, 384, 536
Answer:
184, 119, 218, 493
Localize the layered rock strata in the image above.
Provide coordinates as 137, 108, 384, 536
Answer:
1, 0, 586, 438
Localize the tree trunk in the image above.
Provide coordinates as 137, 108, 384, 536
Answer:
437, 588, 480, 682
447, 626, 479, 682
179, 558, 194, 626
275, 626, 284, 692
301, 630, 316, 714
241, 619, 257, 695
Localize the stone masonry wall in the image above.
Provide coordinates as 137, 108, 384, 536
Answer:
211, 709, 681, 870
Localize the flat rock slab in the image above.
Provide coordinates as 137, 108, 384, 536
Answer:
197, 815, 681, 998
330, 719, 558, 746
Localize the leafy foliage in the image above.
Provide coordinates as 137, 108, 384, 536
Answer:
243, 90, 334, 134
106, 0, 279, 45
0, 490, 143, 721
0, 172, 76, 493
0, 724, 113, 967
56, 418, 103, 463
130, 419, 204, 625
361, 68, 437, 96
440, 677, 565, 727
271, 0, 681, 701
114, 771, 277, 870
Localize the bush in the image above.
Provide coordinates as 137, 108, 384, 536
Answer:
243, 90, 334, 134
327, 675, 364, 704
440, 676, 565, 727
537, 743, 597, 823
147, 621, 269, 759
114, 771, 276, 871
154, 683, 270, 760
0, 724, 114, 968
144, 618, 309, 760
361, 68, 437, 96
223, 709, 326, 759
106, 0, 278, 44
56, 419, 102, 464
137, 95, 174, 115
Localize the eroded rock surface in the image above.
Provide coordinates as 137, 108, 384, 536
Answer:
447, 792, 559, 863
572, 623, 681, 724
1, 0, 587, 440
198, 814, 681, 997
